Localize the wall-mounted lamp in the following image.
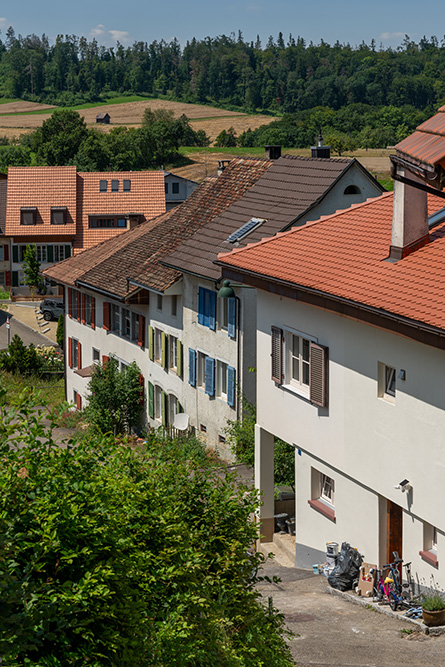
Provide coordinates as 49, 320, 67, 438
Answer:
217, 279, 236, 299
394, 479, 412, 493
398, 369, 406, 381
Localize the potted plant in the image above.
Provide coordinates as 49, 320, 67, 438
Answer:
422, 591, 445, 627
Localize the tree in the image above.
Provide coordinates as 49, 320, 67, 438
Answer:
22, 243, 40, 291
32, 109, 88, 165
85, 357, 143, 434
0, 391, 294, 666
56, 313, 64, 349
214, 127, 238, 147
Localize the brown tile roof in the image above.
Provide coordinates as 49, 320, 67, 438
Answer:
217, 192, 445, 331
396, 108, 445, 169
163, 155, 370, 281
44, 157, 271, 297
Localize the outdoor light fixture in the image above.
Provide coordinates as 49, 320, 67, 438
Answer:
217, 280, 236, 299
394, 479, 412, 493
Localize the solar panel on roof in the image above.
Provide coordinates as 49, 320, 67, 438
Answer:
227, 217, 266, 243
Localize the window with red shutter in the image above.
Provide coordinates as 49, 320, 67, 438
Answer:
68, 289, 72, 318
103, 302, 111, 331
68, 337, 73, 368
77, 341, 82, 370
91, 298, 96, 329
138, 315, 146, 348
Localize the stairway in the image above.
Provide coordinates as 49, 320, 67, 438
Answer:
259, 532, 296, 568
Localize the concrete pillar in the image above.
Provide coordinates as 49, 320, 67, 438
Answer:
255, 424, 274, 542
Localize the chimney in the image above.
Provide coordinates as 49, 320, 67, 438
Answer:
389, 170, 429, 261
217, 160, 231, 176
264, 145, 281, 160
311, 132, 330, 159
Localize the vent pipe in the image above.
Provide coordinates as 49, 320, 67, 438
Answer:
311, 132, 330, 159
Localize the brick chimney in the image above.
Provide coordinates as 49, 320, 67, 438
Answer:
389, 170, 429, 261
264, 145, 281, 160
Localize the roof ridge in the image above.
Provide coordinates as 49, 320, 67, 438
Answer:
217, 193, 393, 262
280, 154, 352, 163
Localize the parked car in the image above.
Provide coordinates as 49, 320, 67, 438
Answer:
39, 298, 64, 321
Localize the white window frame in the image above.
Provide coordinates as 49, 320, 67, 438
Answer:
36, 245, 47, 263
197, 351, 208, 388
122, 308, 131, 339
72, 337, 79, 370
53, 245, 65, 262
283, 328, 317, 398
154, 328, 162, 363
154, 385, 162, 421
92, 347, 100, 364
169, 394, 179, 424
320, 474, 334, 506
111, 304, 120, 334
216, 359, 228, 399
378, 362, 396, 403
169, 335, 178, 373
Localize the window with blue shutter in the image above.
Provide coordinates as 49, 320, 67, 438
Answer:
189, 348, 196, 387
198, 287, 217, 331
227, 366, 236, 407
204, 357, 215, 396
228, 298, 236, 339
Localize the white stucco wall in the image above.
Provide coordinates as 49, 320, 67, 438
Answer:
256, 289, 445, 583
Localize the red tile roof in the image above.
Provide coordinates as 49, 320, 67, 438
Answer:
396, 108, 445, 169
217, 193, 445, 331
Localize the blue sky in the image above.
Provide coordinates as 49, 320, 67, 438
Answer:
0, 1, 442, 49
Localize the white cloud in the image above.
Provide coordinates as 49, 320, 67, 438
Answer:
380, 31, 405, 41
89, 24, 132, 45
0, 17, 9, 30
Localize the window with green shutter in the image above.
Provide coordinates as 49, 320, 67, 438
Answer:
148, 382, 154, 419
176, 339, 183, 378
161, 332, 168, 370
148, 326, 154, 361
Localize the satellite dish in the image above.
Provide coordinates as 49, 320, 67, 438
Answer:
173, 413, 189, 431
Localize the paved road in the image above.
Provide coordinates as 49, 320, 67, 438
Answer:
0, 306, 54, 349
258, 560, 445, 667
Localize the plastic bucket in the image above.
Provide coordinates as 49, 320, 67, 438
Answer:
326, 542, 339, 556
312, 564, 319, 575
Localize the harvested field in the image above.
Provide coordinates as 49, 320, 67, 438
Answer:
0, 101, 56, 114
190, 115, 273, 143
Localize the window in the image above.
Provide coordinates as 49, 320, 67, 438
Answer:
100, 180, 107, 192
420, 523, 439, 567
131, 312, 139, 343
218, 297, 228, 331
172, 182, 179, 194
154, 328, 162, 363
84, 294, 93, 327
216, 360, 228, 399
51, 207, 67, 225
73, 390, 82, 411
308, 468, 336, 522
54, 245, 67, 262
69, 337, 81, 370
197, 352, 208, 388
271, 327, 328, 407
198, 287, 216, 331
20, 207, 36, 225
200, 424, 207, 433
219, 434, 226, 445
122, 308, 131, 338
171, 295, 177, 317
155, 385, 162, 421
165, 183, 169, 194
71, 289, 80, 320
344, 185, 361, 195
0, 272, 4, 285
169, 335, 178, 372
378, 363, 396, 402
36, 245, 47, 263
111, 304, 120, 333
92, 348, 100, 363
169, 394, 180, 424
157, 294, 163, 311
89, 217, 128, 229
0, 247, 3, 262
123, 179, 131, 192
111, 179, 119, 192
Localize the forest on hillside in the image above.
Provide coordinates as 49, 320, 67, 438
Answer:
0, 28, 444, 114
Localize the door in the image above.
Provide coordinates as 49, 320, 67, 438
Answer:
386, 500, 402, 569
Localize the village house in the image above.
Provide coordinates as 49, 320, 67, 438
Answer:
217, 106, 445, 588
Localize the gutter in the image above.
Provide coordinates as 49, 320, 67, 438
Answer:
74, 280, 124, 302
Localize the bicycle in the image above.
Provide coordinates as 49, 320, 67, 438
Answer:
372, 553, 406, 611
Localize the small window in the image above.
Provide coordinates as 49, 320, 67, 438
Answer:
111, 180, 119, 192
100, 180, 107, 192
216, 360, 228, 399
171, 295, 177, 317
51, 207, 67, 225
200, 424, 207, 433
92, 348, 100, 363
169, 335, 178, 372
320, 474, 334, 505
219, 434, 226, 445
154, 328, 162, 363
154, 385, 162, 420
117, 218, 126, 228
420, 523, 439, 567
20, 208, 36, 225
378, 362, 396, 401
344, 185, 361, 195
123, 179, 131, 192
172, 182, 180, 194
308, 468, 336, 521
157, 294, 163, 311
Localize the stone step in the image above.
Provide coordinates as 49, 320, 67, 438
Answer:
259, 536, 295, 568
273, 532, 296, 563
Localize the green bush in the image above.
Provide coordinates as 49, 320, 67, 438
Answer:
0, 391, 294, 666
0, 334, 43, 375
56, 313, 64, 348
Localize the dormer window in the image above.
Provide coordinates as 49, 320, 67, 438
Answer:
51, 207, 67, 225
20, 207, 37, 225
111, 179, 119, 192
123, 179, 131, 192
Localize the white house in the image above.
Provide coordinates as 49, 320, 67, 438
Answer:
217, 106, 445, 586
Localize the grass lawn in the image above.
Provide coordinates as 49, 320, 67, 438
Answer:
1, 371, 65, 408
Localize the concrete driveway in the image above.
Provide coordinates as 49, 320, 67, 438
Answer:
0, 302, 58, 349
257, 559, 445, 666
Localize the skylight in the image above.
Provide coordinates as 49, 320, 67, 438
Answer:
428, 206, 445, 229
227, 217, 266, 243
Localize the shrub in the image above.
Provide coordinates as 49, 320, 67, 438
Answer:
0, 334, 43, 375
56, 313, 64, 348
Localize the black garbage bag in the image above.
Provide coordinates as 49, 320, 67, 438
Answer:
327, 542, 363, 591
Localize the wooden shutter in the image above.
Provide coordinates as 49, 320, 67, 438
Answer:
47, 245, 54, 263
271, 327, 283, 384
64, 244, 71, 259
68, 288, 72, 318
76, 392, 82, 411
12, 245, 18, 263
148, 381, 154, 418
309, 342, 328, 408
77, 341, 82, 370
5, 271, 10, 286
91, 297, 96, 330
4, 244, 9, 261
161, 391, 168, 427
138, 374, 145, 406
148, 326, 154, 361
227, 366, 236, 407
102, 355, 109, 367
103, 302, 111, 331
81, 293, 86, 324
228, 298, 236, 339
189, 348, 196, 387
198, 288, 205, 325
138, 315, 146, 348
161, 333, 168, 369
68, 337, 73, 368
12, 271, 18, 287
176, 339, 183, 378
209, 291, 216, 331
205, 357, 215, 396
